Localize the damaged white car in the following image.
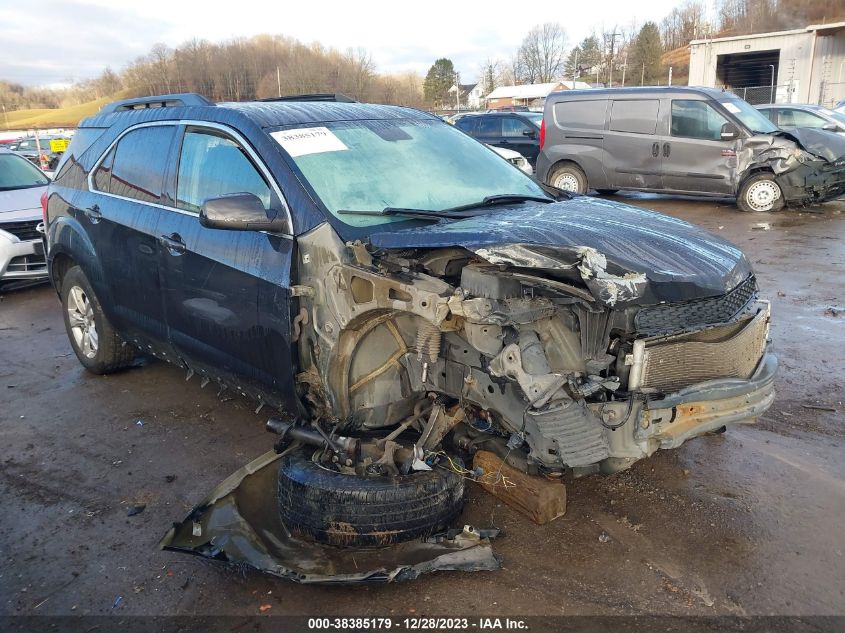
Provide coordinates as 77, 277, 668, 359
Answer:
46, 94, 776, 582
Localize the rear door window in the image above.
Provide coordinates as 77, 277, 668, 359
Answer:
609, 99, 660, 134
104, 126, 175, 203
670, 100, 730, 141
176, 129, 272, 213
476, 116, 503, 136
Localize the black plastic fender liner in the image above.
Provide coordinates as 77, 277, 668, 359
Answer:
277, 453, 465, 547
159, 451, 498, 584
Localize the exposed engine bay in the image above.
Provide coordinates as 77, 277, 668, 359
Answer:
285, 222, 775, 481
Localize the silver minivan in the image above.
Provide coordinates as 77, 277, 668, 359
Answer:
536, 87, 845, 212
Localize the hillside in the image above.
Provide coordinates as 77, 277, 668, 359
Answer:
2, 88, 135, 129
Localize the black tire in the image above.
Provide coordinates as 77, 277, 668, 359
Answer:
737, 173, 785, 213
595, 189, 619, 195
277, 453, 464, 547
60, 265, 136, 374
547, 163, 588, 194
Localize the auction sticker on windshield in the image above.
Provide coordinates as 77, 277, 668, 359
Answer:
271, 127, 348, 157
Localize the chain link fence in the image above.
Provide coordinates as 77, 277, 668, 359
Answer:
723, 82, 845, 108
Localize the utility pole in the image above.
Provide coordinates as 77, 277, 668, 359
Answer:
621, 53, 628, 87
668, 66, 673, 86
455, 71, 460, 110
572, 49, 578, 87
276, 66, 281, 97
607, 31, 620, 87
641, 62, 645, 86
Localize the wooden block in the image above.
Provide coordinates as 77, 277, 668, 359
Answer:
472, 450, 567, 525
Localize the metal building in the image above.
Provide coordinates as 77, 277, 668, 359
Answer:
688, 22, 845, 106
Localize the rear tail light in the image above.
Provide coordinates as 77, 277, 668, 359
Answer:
40, 190, 49, 225
539, 119, 546, 150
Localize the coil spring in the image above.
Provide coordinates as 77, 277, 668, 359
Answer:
416, 320, 441, 363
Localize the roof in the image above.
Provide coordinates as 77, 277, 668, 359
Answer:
486, 83, 562, 100
558, 80, 593, 90
690, 21, 845, 45
545, 86, 734, 101
81, 98, 437, 130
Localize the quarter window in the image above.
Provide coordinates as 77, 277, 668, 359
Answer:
104, 126, 175, 202
671, 100, 730, 141
176, 130, 272, 213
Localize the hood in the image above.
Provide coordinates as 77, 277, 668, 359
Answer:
369, 196, 752, 306
0, 185, 45, 220
788, 127, 845, 163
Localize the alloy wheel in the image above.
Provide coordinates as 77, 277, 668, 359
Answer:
67, 286, 99, 359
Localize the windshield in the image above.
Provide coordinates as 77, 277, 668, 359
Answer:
273, 118, 546, 227
523, 113, 543, 127
717, 97, 779, 134
819, 107, 845, 126
0, 154, 49, 190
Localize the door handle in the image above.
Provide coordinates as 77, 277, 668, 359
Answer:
83, 205, 102, 224
663, 142, 671, 157
652, 142, 659, 157
160, 233, 186, 256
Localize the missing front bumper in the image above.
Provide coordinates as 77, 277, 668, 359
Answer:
636, 349, 777, 450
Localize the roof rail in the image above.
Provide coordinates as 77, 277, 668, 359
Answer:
98, 93, 215, 115
257, 93, 357, 103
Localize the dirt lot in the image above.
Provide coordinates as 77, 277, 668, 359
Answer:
1, 195, 844, 618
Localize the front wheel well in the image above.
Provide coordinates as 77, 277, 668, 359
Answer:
50, 253, 76, 294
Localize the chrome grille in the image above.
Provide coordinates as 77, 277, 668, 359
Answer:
634, 307, 768, 393
0, 220, 41, 242
635, 275, 758, 336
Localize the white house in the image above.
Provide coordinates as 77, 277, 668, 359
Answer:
448, 83, 485, 109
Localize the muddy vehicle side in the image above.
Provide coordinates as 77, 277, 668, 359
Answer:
536, 86, 845, 212
44, 94, 776, 564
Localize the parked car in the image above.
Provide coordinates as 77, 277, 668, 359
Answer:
455, 111, 543, 166
9, 135, 70, 170
755, 103, 845, 135
486, 106, 530, 112
0, 149, 50, 287
487, 144, 533, 174
537, 87, 845, 212
46, 93, 775, 561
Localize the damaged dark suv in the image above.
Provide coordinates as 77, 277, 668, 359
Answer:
44, 93, 776, 579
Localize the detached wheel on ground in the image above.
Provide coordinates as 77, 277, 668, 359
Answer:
277, 452, 465, 547
548, 163, 588, 194
737, 173, 784, 213
60, 265, 136, 374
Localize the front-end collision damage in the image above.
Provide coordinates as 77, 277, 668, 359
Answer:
160, 450, 500, 584
164, 199, 776, 577
739, 129, 845, 205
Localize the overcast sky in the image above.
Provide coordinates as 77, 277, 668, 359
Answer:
0, 0, 687, 87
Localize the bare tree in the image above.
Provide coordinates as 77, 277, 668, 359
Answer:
516, 23, 568, 84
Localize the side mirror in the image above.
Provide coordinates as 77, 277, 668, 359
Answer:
720, 123, 740, 141
822, 122, 839, 132
199, 193, 289, 233
523, 129, 537, 138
